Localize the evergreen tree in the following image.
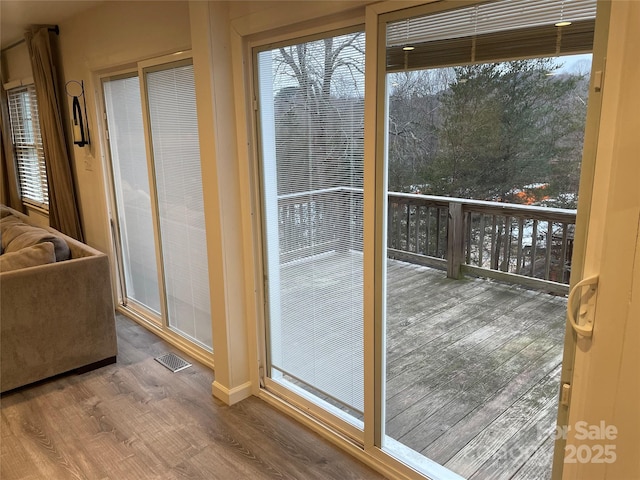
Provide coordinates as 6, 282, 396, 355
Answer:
426, 59, 582, 203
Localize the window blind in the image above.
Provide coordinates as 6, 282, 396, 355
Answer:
386, 0, 597, 71
103, 74, 161, 314
7, 85, 48, 206
145, 60, 213, 351
258, 31, 365, 415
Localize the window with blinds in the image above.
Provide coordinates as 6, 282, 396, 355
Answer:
144, 60, 213, 350
7, 84, 48, 207
257, 31, 365, 418
386, 0, 597, 71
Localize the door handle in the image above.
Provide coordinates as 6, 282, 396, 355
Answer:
567, 275, 599, 337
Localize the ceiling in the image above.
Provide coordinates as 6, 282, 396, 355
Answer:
1, 1, 103, 49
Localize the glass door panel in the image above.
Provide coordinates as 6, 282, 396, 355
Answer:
380, 1, 595, 478
103, 74, 161, 315
144, 60, 213, 350
257, 31, 366, 425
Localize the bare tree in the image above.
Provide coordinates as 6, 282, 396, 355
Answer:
271, 33, 365, 194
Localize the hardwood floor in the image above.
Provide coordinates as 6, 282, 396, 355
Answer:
0, 314, 386, 480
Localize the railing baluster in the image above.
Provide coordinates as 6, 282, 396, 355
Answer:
406, 203, 411, 252
516, 217, 524, 274
560, 222, 569, 283
544, 220, 552, 280
435, 207, 441, 257
478, 214, 485, 268
490, 215, 497, 270
425, 206, 431, 256
530, 219, 538, 277
397, 203, 403, 250
465, 211, 472, 264
415, 206, 421, 254
501, 215, 511, 272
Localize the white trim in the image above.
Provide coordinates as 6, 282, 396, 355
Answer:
212, 380, 253, 405
264, 377, 364, 444
260, 388, 468, 480
3, 79, 22, 90
363, 2, 383, 452
117, 306, 215, 370
2, 77, 34, 90
137, 49, 193, 71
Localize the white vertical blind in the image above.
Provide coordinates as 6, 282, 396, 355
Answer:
6, 84, 48, 207
145, 61, 213, 351
258, 31, 365, 414
103, 75, 161, 313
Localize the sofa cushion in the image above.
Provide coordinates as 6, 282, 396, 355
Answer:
2, 222, 71, 261
0, 214, 21, 230
0, 205, 16, 218
0, 242, 56, 272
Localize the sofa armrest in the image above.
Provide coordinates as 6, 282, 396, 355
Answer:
0, 252, 117, 392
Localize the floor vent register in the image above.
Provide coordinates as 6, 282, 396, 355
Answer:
155, 353, 192, 373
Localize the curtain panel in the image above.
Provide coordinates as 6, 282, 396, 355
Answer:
25, 26, 83, 241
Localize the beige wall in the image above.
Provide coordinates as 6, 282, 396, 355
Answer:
2, 42, 31, 83
228, 0, 371, 35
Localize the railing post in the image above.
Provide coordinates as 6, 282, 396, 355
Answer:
336, 189, 350, 253
447, 202, 464, 279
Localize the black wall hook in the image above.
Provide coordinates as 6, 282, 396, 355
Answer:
65, 80, 90, 147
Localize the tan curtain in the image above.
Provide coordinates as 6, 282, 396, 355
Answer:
25, 27, 83, 241
0, 83, 24, 211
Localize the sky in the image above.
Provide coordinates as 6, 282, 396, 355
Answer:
556, 53, 593, 74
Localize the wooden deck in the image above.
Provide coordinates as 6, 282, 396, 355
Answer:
278, 252, 567, 480
385, 259, 566, 480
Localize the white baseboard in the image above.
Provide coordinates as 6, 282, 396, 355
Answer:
212, 380, 253, 405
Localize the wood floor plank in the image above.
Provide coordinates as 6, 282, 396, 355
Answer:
443, 365, 562, 477
509, 435, 556, 480
469, 397, 558, 480
385, 289, 559, 416
393, 333, 559, 448
0, 313, 385, 480
278, 253, 566, 479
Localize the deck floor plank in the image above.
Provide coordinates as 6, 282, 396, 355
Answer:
382, 259, 566, 480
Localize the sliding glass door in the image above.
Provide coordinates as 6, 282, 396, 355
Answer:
256, 30, 366, 432
252, 1, 603, 479
378, 1, 596, 478
103, 54, 213, 352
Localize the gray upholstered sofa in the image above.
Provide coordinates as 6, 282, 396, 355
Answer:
0, 205, 117, 392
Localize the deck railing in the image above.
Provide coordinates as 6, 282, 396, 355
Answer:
277, 187, 363, 263
277, 188, 575, 294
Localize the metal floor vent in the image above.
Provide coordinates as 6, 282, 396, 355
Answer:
155, 353, 192, 373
